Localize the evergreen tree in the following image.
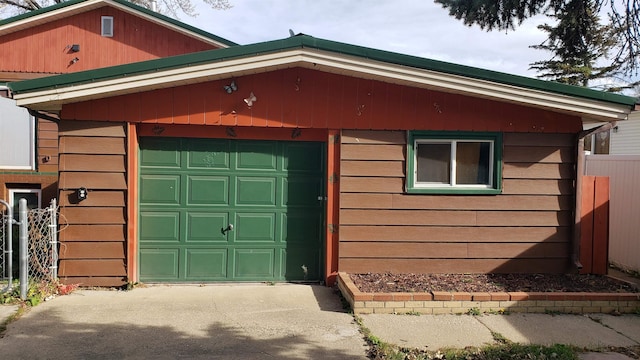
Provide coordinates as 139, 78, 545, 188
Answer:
528, 0, 621, 89
435, 0, 640, 82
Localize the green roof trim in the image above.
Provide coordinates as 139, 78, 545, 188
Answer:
8, 34, 638, 107
0, 0, 237, 47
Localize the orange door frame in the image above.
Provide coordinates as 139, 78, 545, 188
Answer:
127, 124, 340, 285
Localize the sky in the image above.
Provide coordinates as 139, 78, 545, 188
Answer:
185, 1, 551, 79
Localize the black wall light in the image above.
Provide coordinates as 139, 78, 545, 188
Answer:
76, 187, 88, 201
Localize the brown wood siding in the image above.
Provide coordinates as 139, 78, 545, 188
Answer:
0, 6, 217, 75
37, 119, 59, 173
57, 120, 127, 286
338, 130, 575, 274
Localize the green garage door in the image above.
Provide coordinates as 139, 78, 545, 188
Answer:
138, 137, 325, 282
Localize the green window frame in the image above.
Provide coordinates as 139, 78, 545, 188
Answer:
407, 131, 502, 194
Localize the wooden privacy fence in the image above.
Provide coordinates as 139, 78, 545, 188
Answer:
580, 176, 609, 275
585, 155, 640, 273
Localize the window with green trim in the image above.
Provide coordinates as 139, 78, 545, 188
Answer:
407, 131, 502, 194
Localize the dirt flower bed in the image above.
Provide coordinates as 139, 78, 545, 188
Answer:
350, 273, 638, 293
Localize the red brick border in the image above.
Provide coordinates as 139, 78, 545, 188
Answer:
337, 272, 640, 315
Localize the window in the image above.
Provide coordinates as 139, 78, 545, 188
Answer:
584, 130, 610, 154
407, 131, 502, 194
9, 188, 41, 214
101, 16, 114, 37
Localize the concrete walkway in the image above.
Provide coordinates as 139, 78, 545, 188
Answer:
0, 285, 639, 359
360, 312, 640, 359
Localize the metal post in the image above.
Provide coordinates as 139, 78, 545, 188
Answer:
0, 199, 13, 292
19, 198, 28, 300
49, 199, 58, 280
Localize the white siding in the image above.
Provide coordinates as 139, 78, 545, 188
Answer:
0, 96, 35, 170
610, 111, 640, 155
585, 155, 640, 272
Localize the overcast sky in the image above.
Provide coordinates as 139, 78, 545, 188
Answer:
186, 1, 551, 78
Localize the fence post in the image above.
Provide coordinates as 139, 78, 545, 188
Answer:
0, 199, 13, 292
49, 199, 58, 281
19, 198, 28, 300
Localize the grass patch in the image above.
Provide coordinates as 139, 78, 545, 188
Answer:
352, 313, 580, 359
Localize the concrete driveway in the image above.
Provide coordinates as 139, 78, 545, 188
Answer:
0, 284, 368, 359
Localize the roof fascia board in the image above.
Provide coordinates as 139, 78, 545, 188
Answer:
12, 49, 631, 121
0, 0, 236, 47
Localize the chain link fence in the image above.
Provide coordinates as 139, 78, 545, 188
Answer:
1, 198, 59, 299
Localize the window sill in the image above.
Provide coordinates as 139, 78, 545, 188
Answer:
406, 187, 502, 195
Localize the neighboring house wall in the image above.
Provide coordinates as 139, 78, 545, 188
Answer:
610, 112, 640, 155
0, 6, 217, 75
0, 95, 57, 205
339, 130, 575, 274
585, 155, 640, 273
54, 68, 583, 285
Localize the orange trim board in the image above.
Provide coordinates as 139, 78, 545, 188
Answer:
138, 124, 328, 142
127, 123, 139, 283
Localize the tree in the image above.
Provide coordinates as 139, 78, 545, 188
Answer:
435, 0, 640, 79
528, 0, 623, 89
0, 0, 231, 18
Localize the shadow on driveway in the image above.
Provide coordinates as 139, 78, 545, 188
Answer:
0, 284, 367, 359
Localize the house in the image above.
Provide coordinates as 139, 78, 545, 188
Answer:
7, 33, 637, 288
0, 0, 235, 213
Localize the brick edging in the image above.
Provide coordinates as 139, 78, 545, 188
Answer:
337, 272, 640, 315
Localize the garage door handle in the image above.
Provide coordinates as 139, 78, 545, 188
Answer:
221, 224, 234, 235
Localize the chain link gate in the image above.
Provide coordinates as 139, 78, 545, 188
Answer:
27, 198, 58, 285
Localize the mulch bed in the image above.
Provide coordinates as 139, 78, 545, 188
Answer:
350, 273, 639, 293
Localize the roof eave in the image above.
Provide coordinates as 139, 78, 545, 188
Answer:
12, 48, 633, 122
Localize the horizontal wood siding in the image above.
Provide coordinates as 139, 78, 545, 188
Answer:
37, 119, 59, 173
0, 6, 217, 75
58, 121, 127, 286
61, 68, 583, 133
339, 130, 575, 274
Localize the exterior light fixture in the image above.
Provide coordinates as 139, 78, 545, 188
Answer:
76, 187, 88, 201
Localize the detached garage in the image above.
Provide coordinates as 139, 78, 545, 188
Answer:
8, 35, 637, 287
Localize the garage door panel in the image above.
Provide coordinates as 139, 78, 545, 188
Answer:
283, 142, 323, 173
140, 175, 181, 205
140, 249, 179, 280
186, 249, 227, 279
281, 248, 321, 281
283, 177, 323, 207
233, 249, 275, 278
186, 212, 228, 242
139, 138, 181, 168
282, 213, 322, 244
235, 142, 278, 170
186, 139, 230, 169
234, 213, 276, 242
235, 177, 277, 206
140, 212, 180, 243
187, 176, 229, 205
